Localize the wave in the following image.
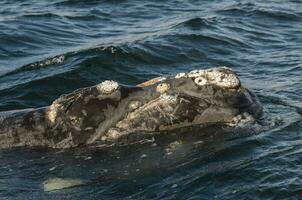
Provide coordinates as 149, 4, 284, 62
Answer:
0, 2, 301, 113
0, 42, 182, 111
217, 2, 301, 21
22, 12, 63, 19
178, 17, 218, 29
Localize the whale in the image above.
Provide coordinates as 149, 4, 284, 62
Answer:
0, 67, 262, 149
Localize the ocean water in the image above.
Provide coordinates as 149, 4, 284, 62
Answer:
0, 0, 302, 199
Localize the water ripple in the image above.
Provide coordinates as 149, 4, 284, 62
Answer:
0, 0, 302, 199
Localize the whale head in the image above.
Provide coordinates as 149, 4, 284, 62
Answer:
103, 66, 264, 141
135, 67, 262, 128
46, 67, 263, 146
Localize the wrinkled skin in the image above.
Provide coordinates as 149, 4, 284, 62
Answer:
0, 67, 262, 149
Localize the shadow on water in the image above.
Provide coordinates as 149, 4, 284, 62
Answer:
0, 124, 262, 198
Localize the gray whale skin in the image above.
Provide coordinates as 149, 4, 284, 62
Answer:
0, 67, 262, 149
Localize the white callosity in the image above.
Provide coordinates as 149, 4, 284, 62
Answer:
156, 83, 170, 93
194, 77, 207, 86
106, 128, 123, 140
96, 80, 119, 94
46, 101, 60, 123
160, 93, 178, 102
175, 67, 240, 89
175, 72, 186, 79
128, 101, 141, 110
187, 69, 206, 78
206, 68, 240, 89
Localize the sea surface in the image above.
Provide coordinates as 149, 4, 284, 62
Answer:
0, 0, 302, 199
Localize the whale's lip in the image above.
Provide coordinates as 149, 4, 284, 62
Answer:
136, 76, 167, 87
137, 66, 241, 89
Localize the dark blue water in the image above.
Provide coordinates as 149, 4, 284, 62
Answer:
0, 0, 302, 199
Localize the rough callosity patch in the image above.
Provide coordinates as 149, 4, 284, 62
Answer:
139, 66, 239, 89
194, 77, 208, 86
156, 83, 170, 93
128, 101, 141, 110
175, 72, 186, 79
183, 67, 240, 89
187, 69, 206, 78
96, 80, 119, 94
46, 102, 60, 123
205, 68, 240, 89
46, 91, 83, 124
160, 93, 178, 102
116, 120, 130, 129
106, 128, 124, 140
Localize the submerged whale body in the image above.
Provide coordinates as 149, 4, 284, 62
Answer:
0, 67, 262, 149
